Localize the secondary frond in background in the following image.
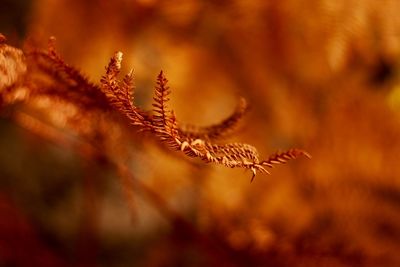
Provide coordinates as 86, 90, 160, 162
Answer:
26, 37, 109, 110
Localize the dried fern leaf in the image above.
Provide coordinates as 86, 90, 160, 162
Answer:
151, 71, 179, 138
261, 149, 311, 168
100, 52, 148, 127
179, 97, 248, 140
28, 37, 100, 94
176, 138, 268, 176
46, 37, 95, 90
0, 37, 27, 90
26, 38, 110, 110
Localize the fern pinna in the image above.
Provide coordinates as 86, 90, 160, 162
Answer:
100, 52, 310, 181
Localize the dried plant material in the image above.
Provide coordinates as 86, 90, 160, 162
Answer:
26, 38, 110, 110
1, 35, 309, 181
0, 36, 27, 89
3, 2, 400, 266
100, 51, 148, 127
179, 97, 249, 140
261, 149, 312, 167
100, 51, 310, 180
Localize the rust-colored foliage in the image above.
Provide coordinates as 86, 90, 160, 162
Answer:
2, 1, 400, 267
100, 51, 309, 180
1, 36, 308, 181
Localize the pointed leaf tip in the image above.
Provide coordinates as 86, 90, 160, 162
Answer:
294, 149, 311, 159
114, 51, 123, 66
158, 70, 165, 80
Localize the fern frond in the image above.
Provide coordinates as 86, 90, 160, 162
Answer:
28, 37, 100, 96
179, 97, 248, 140
151, 71, 179, 138
176, 138, 268, 177
121, 70, 134, 104
1, 35, 312, 184
100, 51, 123, 106
179, 143, 311, 182
46, 37, 94, 90
100, 52, 148, 127
26, 38, 110, 110
261, 149, 311, 168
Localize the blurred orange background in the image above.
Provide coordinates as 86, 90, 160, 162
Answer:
1, 0, 400, 266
